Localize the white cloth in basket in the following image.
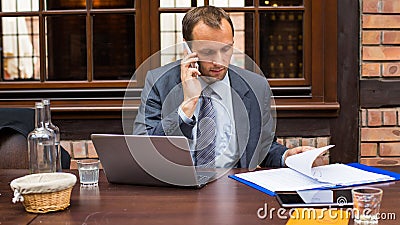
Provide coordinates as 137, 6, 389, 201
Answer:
10, 172, 76, 203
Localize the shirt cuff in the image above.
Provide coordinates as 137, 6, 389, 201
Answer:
281, 150, 289, 167
178, 106, 195, 124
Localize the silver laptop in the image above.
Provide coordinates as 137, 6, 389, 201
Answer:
91, 134, 215, 188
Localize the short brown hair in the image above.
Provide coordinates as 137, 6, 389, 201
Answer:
182, 6, 234, 41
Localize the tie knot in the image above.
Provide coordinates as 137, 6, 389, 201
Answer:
201, 86, 213, 98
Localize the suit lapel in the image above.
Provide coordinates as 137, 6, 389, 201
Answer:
172, 84, 184, 109
229, 68, 251, 168
165, 63, 184, 112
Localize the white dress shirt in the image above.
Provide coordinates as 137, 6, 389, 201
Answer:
178, 72, 239, 168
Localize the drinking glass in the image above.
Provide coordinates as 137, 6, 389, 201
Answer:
77, 159, 100, 186
352, 187, 383, 225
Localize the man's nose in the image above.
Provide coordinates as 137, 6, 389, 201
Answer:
212, 51, 228, 66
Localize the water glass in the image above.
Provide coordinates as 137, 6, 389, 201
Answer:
352, 187, 383, 225
77, 159, 100, 186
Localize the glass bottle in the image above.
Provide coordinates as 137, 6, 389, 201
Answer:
28, 102, 57, 173
42, 99, 62, 172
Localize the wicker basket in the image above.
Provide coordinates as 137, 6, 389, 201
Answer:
10, 172, 77, 213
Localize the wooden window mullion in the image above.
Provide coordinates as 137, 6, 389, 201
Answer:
39, 0, 45, 82
86, 0, 93, 82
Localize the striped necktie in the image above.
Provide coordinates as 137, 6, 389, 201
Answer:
195, 87, 216, 168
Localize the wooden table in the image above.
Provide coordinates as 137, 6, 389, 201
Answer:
1, 168, 399, 225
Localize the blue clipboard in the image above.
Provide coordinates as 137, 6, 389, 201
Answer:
229, 163, 400, 196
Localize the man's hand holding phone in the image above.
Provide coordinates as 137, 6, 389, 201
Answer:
180, 42, 202, 118
183, 42, 199, 71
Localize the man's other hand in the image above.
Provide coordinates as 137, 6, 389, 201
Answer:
283, 146, 329, 167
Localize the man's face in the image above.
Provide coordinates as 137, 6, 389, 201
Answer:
191, 19, 234, 82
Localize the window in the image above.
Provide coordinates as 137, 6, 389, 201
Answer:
1, 0, 136, 82
156, 0, 338, 116
1, 0, 39, 80
0, 0, 338, 118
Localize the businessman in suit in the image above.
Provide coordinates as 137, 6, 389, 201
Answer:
133, 6, 314, 169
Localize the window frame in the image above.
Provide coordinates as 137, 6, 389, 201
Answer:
154, 0, 338, 116
0, 0, 338, 118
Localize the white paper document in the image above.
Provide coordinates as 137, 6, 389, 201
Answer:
233, 145, 395, 192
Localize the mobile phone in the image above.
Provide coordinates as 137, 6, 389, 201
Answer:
183, 42, 199, 70
276, 189, 353, 208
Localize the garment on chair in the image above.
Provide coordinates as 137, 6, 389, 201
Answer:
0, 108, 71, 169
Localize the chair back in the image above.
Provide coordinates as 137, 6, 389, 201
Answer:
0, 108, 70, 169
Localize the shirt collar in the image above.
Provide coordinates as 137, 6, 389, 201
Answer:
199, 71, 230, 100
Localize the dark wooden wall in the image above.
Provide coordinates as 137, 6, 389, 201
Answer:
360, 80, 400, 108
329, 0, 360, 163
